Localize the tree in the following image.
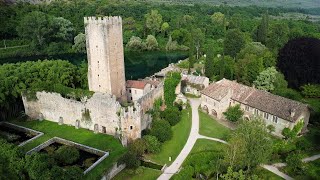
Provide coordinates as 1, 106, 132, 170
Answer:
205, 45, 215, 79
166, 35, 180, 51
220, 166, 258, 180
72, 33, 86, 53
150, 119, 173, 142
286, 152, 304, 174
50, 17, 74, 41
17, 11, 51, 47
145, 35, 159, 50
255, 12, 269, 45
126, 36, 146, 51
282, 120, 304, 140
267, 22, 289, 50
235, 54, 264, 85
161, 22, 170, 36
253, 67, 288, 92
160, 106, 181, 126
145, 10, 163, 35
224, 29, 245, 58
54, 145, 80, 165
224, 117, 273, 171
191, 28, 205, 59
277, 37, 320, 89
301, 84, 320, 98
143, 135, 161, 153
223, 104, 244, 122
25, 153, 54, 179
211, 12, 227, 27
0, 139, 25, 179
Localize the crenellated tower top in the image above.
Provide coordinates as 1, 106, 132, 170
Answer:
84, 16, 122, 25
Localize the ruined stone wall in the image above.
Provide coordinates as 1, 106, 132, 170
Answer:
85, 16, 126, 101
22, 91, 141, 142
135, 82, 164, 129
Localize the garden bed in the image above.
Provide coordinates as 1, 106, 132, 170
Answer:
26, 137, 109, 174
0, 122, 43, 146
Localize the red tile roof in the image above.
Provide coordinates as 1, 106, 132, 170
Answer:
126, 80, 147, 89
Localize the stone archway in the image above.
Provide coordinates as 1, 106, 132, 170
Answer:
211, 109, 217, 117
202, 105, 209, 114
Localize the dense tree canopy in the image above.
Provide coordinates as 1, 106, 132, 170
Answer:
277, 37, 320, 89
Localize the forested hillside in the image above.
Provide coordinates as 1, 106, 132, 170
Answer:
140, 0, 320, 9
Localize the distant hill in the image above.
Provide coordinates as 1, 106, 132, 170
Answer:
3, 0, 320, 9
139, 0, 320, 9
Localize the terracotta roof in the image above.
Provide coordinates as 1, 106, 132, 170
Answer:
126, 80, 147, 89
201, 79, 309, 122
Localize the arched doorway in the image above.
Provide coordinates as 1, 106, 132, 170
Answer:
211, 109, 217, 117
202, 105, 209, 114
244, 116, 250, 121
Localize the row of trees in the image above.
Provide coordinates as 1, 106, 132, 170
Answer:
0, 60, 88, 120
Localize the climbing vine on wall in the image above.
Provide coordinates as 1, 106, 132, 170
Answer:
164, 72, 181, 107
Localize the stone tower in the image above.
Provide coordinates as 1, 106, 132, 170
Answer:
84, 16, 126, 102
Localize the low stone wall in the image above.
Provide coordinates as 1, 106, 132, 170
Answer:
101, 163, 126, 180
26, 137, 109, 174
0, 122, 44, 147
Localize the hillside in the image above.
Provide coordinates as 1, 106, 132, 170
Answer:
140, 0, 320, 9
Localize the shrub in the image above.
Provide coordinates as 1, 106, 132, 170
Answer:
286, 152, 304, 174
282, 120, 304, 140
150, 119, 173, 142
223, 104, 244, 122
273, 88, 303, 101
301, 84, 320, 98
120, 151, 141, 169
143, 135, 161, 153
128, 139, 147, 157
267, 124, 275, 133
160, 107, 181, 126
54, 145, 80, 165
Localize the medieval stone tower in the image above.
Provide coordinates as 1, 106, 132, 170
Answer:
84, 16, 126, 101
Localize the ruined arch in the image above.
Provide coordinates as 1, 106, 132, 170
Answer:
211, 109, 217, 117
202, 105, 209, 114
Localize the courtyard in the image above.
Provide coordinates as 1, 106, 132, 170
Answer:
11, 119, 126, 180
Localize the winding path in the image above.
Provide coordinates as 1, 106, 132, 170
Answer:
157, 98, 227, 180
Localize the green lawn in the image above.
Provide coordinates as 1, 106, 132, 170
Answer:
146, 108, 192, 165
113, 166, 161, 180
172, 139, 227, 179
12, 120, 126, 180
199, 110, 231, 140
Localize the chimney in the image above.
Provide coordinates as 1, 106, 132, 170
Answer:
290, 108, 296, 118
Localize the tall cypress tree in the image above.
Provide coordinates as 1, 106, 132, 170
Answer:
205, 45, 214, 78
257, 12, 269, 45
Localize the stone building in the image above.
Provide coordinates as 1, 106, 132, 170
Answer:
85, 16, 126, 102
22, 16, 165, 145
126, 80, 160, 102
181, 74, 209, 96
200, 79, 310, 136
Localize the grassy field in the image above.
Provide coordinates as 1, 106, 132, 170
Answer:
113, 166, 161, 180
12, 120, 126, 180
146, 108, 192, 165
199, 110, 231, 140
